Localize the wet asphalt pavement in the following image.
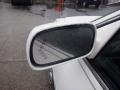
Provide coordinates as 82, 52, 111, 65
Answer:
0, 2, 119, 90
0, 2, 52, 90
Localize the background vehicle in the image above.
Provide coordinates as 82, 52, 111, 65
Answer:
26, 10, 120, 90
85, 0, 101, 8
11, 0, 32, 6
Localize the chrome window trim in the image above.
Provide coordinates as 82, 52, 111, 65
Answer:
92, 10, 120, 26
95, 15, 120, 28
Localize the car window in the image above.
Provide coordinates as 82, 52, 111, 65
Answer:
89, 28, 120, 90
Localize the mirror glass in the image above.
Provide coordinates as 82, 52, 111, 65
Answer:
30, 24, 95, 66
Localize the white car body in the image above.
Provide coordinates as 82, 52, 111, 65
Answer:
26, 10, 120, 90
52, 11, 120, 90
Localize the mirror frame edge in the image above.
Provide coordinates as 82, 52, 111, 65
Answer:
26, 22, 97, 70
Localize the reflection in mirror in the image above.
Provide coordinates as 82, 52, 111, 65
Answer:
31, 24, 95, 66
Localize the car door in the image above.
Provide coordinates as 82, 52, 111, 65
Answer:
88, 24, 120, 90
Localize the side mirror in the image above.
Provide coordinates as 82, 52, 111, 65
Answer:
26, 22, 96, 70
